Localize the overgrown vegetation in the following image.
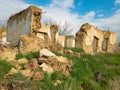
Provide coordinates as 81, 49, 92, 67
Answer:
0, 59, 14, 81
53, 50, 120, 90
8, 73, 28, 81
15, 51, 39, 60
1, 48, 120, 90
64, 47, 84, 53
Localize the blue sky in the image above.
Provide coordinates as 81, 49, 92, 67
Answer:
25, 0, 118, 17
0, 0, 120, 41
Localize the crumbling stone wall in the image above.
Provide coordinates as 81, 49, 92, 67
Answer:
57, 35, 65, 47
19, 34, 49, 54
50, 25, 58, 44
7, 6, 42, 46
103, 31, 117, 52
65, 35, 75, 47
0, 27, 2, 50
36, 24, 50, 46
0, 27, 7, 50
76, 23, 117, 54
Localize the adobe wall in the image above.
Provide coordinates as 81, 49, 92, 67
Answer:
65, 35, 75, 47
76, 23, 117, 54
36, 24, 50, 46
7, 6, 42, 46
57, 35, 65, 46
0, 27, 2, 48
50, 25, 58, 44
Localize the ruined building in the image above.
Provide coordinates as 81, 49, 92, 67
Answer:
76, 23, 117, 54
7, 6, 42, 46
6, 6, 117, 54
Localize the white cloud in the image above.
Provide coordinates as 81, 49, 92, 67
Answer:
97, 14, 104, 17
115, 0, 120, 4
0, 0, 120, 41
49, 0, 74, 9
0, 0, 29, 20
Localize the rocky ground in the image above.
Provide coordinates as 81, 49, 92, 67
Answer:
0, 47, 120, 90
0, 47, 72, 90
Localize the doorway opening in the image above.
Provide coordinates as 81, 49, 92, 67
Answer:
92, 36, 99, 52
102, 38, 109, 51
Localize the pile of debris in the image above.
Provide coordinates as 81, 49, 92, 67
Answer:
64, 49, 82, 58
0, 48, 18, 61
4, 49, 71, 81
38, 49, 71, 75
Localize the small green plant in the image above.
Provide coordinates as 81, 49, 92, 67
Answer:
10, 73, 28, 81
0, 59, 14, 81
15, 52, 24, 60
25, 52, 39, 60
16, 52, 39, 60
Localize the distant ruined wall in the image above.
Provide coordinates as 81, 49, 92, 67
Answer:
65, 36, 75, 47
76, 23, 117, 54
50, 25, 58, 44
36, 24, 50, 46
103, 31, 117, 52
7, 6, 42, 46
0, 27, 7, 47
57, 35, 65, 47
0, 27, 2, 50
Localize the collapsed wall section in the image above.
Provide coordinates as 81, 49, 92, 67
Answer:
65, 35, 75, 47
7, 6, 42, 46
75, 23, 117, 54
50, 25, 58, 44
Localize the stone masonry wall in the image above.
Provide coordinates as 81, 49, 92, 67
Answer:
65, 35, 75, 47
76, 23, 117, 54
7, 6, 42, 46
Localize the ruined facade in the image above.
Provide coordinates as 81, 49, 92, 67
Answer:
65, 35, 75, 47
37, 24, 50, 45
50, 25, 58, 44
7, 6, 42, 46
76, 23, 117, 54
57, 35, 65, 46
6, 6, 117, 54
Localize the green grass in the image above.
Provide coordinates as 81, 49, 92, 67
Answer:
15, 52, 24, 60
8, 73, 28, 81
16, 51, 39, 60
0, 59, 14, 81
64, 47, 84, 53
52, 50, 120, 90
1, 47, 120, 90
